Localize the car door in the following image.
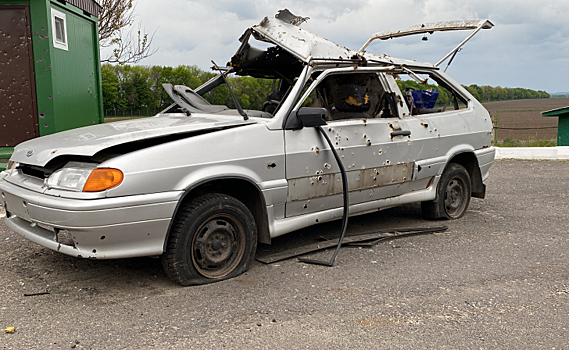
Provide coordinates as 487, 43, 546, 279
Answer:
284, 68, 420, 218
389, 69, 492, 186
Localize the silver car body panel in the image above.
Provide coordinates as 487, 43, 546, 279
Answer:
1, 179, 181, 258
1, 122, 290, 258
100, 123, 287, 199
10, 114, 257, 167
269, 179, 440, 238
0, 10, 495, 259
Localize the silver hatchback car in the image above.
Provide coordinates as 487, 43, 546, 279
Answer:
0, 11, 495, 285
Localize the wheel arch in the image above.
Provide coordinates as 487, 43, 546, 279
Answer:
446, 151, 486, 198
163, 176, 270, 253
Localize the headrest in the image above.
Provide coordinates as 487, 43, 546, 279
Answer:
267, 90, 284, 101
334, 84, 370, 112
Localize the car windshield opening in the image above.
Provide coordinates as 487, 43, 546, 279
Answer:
163, 34, 303, 119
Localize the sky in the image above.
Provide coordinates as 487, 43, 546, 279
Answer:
100, 0, 569, 93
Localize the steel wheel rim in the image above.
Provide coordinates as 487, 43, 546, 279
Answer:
443, 176, 467, 218
191, 213, 246, 278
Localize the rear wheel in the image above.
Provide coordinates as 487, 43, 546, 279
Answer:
162, 193, 257, 286
422, 163, 471, 220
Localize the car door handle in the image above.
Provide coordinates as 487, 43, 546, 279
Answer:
390, 130, 411, 137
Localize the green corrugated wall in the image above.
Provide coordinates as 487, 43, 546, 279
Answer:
558, 116, 569, 146
0, 0, 103, 139
0, 0, 102, 170
49, 1, 102, 132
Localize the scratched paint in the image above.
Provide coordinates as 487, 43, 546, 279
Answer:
288, 162, 413, 201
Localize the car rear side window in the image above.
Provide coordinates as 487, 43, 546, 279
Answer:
395, 72, 468, 116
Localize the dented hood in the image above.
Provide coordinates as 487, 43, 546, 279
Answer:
11, 115, 256, 167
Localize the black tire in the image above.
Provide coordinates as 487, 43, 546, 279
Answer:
162, 193, 257, 286
421, 163, 471, 220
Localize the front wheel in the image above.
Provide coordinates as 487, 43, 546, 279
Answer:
162, 193, 257, 286
422, 163, 471, 220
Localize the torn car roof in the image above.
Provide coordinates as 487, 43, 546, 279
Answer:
250, 13, 431, 68
247, 12, 491, 70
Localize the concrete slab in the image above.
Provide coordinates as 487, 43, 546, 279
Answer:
494, 146, 569, 160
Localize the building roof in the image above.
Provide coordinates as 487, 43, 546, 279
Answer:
542, 106, 569, 117
61, 0, 102, 17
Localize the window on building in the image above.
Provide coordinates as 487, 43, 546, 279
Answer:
51, 8, 68, 51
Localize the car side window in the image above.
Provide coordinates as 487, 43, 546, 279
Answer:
395, 71, 468, 116
300, 72, 398, 121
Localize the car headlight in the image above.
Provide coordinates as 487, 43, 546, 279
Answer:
47, 161, 124, 192
1, 161, 19, 179
6, 160, 18, 172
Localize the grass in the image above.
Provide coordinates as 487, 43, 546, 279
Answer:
104, 116, 152, 122
495, 137, 557, 147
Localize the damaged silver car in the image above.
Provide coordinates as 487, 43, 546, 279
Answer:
0, 10, 495, 285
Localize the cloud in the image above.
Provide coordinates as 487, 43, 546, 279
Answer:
209, 0, 259, 20
101, 0, 569, 92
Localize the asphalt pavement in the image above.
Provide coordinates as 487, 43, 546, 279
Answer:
1, 160, 568, 349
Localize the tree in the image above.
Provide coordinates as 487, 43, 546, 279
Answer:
98, 0, 156, 64
465, 85, 480, 101
101, 64, 119, 109
101, 64, 553, 116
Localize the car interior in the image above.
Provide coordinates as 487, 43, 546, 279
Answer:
303, 72, 399, 121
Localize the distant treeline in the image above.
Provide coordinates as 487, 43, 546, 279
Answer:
396, 80, 550, 106
102, 64, 272, 115
102, 64, 551, 115
551, 94, 569, 99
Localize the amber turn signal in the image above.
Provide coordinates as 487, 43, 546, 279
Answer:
83, 169, 124, 192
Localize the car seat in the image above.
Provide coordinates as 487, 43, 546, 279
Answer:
262, 90, 284, 115
330, 84, 372, 120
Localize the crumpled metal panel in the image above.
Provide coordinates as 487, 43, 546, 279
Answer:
274, 9, 309, 26
252, 16, 354, 62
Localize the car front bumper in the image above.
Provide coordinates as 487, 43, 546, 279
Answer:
0, 179, 182, 259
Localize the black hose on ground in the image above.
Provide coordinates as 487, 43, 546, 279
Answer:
298, 125, 349, 267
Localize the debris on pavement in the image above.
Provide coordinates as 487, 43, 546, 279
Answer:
23, 291, 50, 297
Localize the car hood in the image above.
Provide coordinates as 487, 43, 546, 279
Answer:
11, 114, 256, 167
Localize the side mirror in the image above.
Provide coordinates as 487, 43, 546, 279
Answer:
297, 107, 328, 127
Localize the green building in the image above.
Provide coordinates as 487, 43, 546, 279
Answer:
542, 106, 569, 146
0, 0, 103, 170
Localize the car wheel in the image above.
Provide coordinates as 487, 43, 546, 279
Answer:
162, 193, 257, 286
421, 163, 471, 220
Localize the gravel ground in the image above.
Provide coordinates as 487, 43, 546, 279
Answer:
1, 160, 568, 349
